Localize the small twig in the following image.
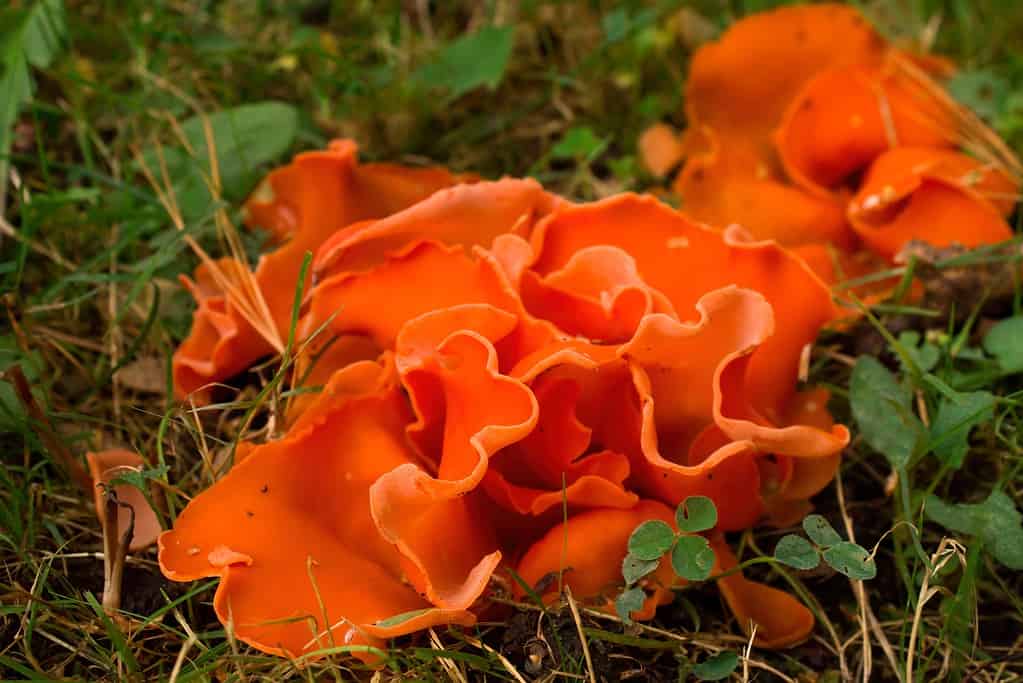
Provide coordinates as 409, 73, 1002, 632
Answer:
223, 599, 249, 683
0, 212, 75, 270
101, 487, 134, 616
168, 633, 198, 683
741, 623, 757, 683
430, 628, 468, 683
837, 472, 868, 683
564, 586, 596, 683
906, 538, 967, 683
463, 634, 529, 683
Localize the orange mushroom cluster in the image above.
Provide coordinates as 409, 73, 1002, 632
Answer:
641, 3, 1017, 288
161, 138, 851, 660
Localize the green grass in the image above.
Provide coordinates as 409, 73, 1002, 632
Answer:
3, 0, 1023, 680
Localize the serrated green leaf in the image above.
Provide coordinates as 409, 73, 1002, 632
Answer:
850, 356, 925, 468
615, 586, 646, 623
774, 535, 820, 570
627, 520, 675, 561
675, 495, 717, 533
670, 535, 715, 582
803, 514, 842, 547
822, 542, 877, 580
411, 26, 514, 99
622, 553, 659, 585
925, 491, 1023, 570
928, 389, 995, 468
693, 650, 740, 681
983, 316, 1023, 373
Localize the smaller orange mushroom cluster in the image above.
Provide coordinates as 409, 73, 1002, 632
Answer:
162, 140, 851, 661
641, 3, 1018, 288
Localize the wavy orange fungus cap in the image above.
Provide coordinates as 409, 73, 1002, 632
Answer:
644, 3, 1018, 287
161, 149, 849, 660
173, 140, 474, 403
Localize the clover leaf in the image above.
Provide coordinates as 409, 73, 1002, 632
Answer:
627, 520, 675, 561
822, 541, 877, 580
676, 495, 717, 533
622, 554, 659, 585
615, 586, 646, 623
693, 650, 740, 680
803, 514, 842, 547
671, 535, 716, 582
773, 535, 821, 570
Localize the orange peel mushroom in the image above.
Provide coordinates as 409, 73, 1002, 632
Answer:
165, 149, 850, 657
159, 360, 478, 661
173, 140, 472, 403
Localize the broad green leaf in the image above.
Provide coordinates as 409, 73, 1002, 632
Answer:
1, 0, 66, 199
627, 520, 675, 561
822, 541, 877, 580
136, 101, 299, 220
412, 26, 514, 99
21, 0, 65, 68
928, 390, 995, 468
550, 126, 609, 162
925, 491, 1023, 570
774, 535, 820, 570
670, 535, 715, 582
675, 496, 717, 533
622, 553, 659, 585
850, 356, 925, 468
803, 514, 842, 547
693, 650, 740, 681
615, 586, 646, 623
983, 316, 1023, 373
